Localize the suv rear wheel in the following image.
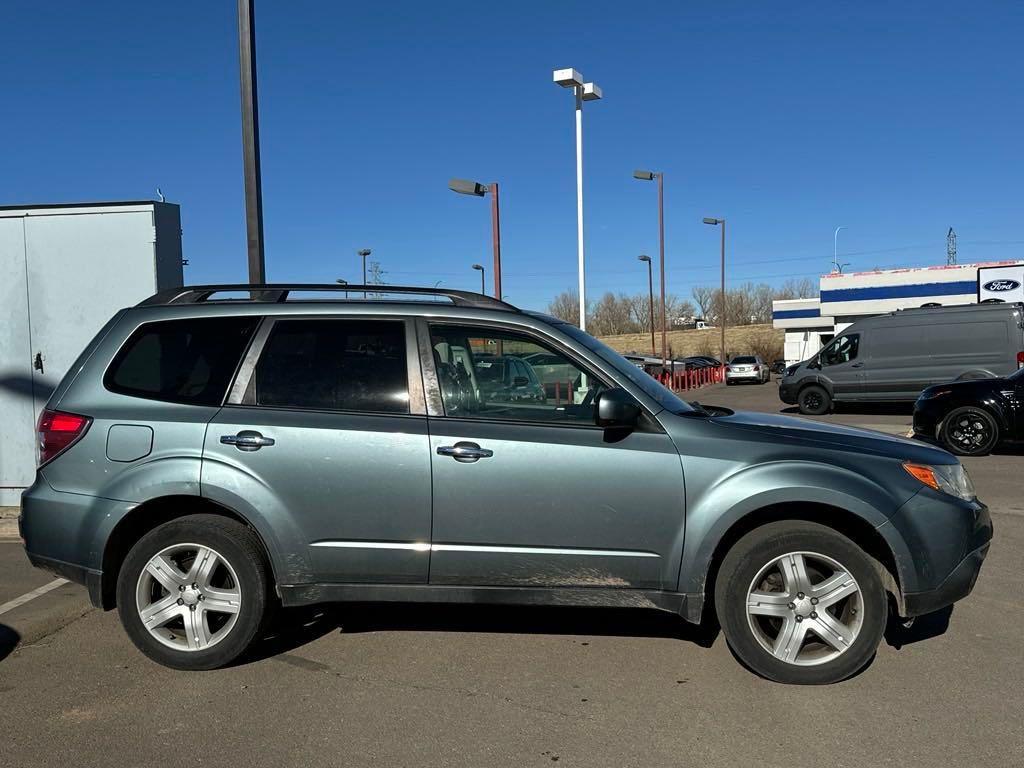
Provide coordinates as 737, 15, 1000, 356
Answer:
116, 514, 271, 670
714, 521, 887, 684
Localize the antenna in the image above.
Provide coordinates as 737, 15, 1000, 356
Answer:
947, 227, 957, 265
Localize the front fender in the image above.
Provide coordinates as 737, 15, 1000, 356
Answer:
677, 460, 904, 600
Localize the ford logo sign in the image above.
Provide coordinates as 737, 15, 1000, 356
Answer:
983, 279, 1020, 292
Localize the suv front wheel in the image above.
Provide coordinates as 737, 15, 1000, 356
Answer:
116, 514, 271, 670
714, 521, 887, 684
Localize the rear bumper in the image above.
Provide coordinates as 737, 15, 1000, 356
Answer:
23, 550, 104, 607
903, 541, 990, 617
19, 477, 128, 610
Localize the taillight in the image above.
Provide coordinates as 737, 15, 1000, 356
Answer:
725, 366, 731, 372
1017, 351, 1024, 369
37, 410, 91, 467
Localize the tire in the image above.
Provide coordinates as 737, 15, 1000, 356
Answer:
116, 514, 271, 670
714, 521, 887, 684
940, 406, 1000, 457
798, 385, 831, 415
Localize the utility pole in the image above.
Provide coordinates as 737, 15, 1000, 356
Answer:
237, 0, 265, 284
947, 227, 957, 265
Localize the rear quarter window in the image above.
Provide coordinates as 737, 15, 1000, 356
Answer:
105, 317, 258, 405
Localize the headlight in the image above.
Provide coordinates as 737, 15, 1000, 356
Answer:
903, 462, 976, 501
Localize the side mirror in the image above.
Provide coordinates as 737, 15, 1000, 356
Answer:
512, 376, 529, 387
594, 388, 641, 429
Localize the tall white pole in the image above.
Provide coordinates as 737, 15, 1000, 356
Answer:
575, 86, 586, 331
833, 225, 846, 273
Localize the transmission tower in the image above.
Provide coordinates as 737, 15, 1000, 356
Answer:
947, 227, 957, 265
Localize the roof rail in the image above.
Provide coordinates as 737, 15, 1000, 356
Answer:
136, 284, 518, 311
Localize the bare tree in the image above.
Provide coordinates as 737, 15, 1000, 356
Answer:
547, 290, 580, 325
589, 292, 638, 336
691, 285, 714, 319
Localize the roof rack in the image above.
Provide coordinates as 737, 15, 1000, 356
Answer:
136, 284, 518, 311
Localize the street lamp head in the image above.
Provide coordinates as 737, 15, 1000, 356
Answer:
471, 264, 484, 271
357, 248, 371, 257
582, 82, 602, 101
703, 217, 721, 226
633, 170, 656, 181
638, 254, 651, 263
552, 68, 584, 87
335, 279, 348, 285
448, 178, 488, 197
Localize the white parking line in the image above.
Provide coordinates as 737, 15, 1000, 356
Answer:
0, 579, 68, 616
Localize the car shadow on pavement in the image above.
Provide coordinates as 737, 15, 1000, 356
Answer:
240, 603, 719, 666
884, 606, 953, 649
0, 623, 21, 662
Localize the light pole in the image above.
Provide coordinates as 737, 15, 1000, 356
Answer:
357, 248, 371, 297
472, 263, 486, 294
237, 0, 265, 283
448, 179, 502, 300
553, 68, 602, 330
633, 169, 667, 360
335, 278, 348, 298
703, 217, 727, 364
833, 226, 847, 273
638, 255, 655, 356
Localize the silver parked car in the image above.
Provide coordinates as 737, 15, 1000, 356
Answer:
725, 355, 770, 385
20, 284, 990, 684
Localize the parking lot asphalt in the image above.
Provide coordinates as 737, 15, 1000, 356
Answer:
1, 380, 1021, 767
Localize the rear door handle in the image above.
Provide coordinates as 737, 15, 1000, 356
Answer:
220, 431, 275, 451
437, 441, 493, 462
851, 362, 864, 368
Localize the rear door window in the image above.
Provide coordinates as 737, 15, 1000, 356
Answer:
251, 319, 409, 413
105, 317, 258, 405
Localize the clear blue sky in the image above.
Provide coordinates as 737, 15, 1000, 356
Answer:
3, 1, 1022, 310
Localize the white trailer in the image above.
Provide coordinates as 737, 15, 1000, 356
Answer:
1, 201, 183, 505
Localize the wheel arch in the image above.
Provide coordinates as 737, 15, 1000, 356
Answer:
685, 501, 906, 624
99, 495, 280, 610
941, 399, 1012, 434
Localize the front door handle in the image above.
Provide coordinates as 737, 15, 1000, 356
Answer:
437, 441, 493, 462
220, 431, 275, 451
851, 362, 864, 369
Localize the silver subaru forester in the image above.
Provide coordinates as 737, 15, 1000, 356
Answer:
21, 284, 991, 684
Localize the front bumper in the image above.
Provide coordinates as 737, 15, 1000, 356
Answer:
912, 400, 942, 438
778, 379, 798, 404
903, 541, 990, 617
881, 490, 992, 617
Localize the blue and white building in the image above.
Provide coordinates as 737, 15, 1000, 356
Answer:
772, 260, 1024, 363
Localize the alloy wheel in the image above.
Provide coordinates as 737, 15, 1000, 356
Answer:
948, 413, 991, 452
746, 551, 864, 666
135, 543, 242, 652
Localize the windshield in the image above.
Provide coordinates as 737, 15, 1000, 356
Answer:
553, 322, 695, 414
